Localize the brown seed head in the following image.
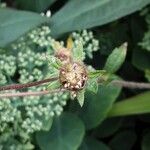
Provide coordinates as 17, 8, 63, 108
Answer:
59, 62, 88, 91
55, 48, 71, 63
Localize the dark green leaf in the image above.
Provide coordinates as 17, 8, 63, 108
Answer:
0, 8, 49, 47
79, 84, 121, 129
79, 137, 110, 150
109, 130, 137, 150
132, 48, 150, 71
94, 118, 123, 138
142, 131, 150, 150
36, 112, 85, 150
108, 91, 150, 117
16, 0, 57, 12
104, 43, 127, 73
50, 0, 150, 37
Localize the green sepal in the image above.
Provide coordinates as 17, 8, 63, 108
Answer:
47, 80, 61, 90
73, 42, 85, 62
87, 78, 98, 94
47, 56, 63, 70
88, 70, 107, 78
77, 89, 85, 107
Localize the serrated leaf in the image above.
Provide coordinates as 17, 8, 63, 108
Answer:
47, 80, 61, 90
108, 91, 150, 117
73, 42, 85, 61
0, 8, 49, 47
50, 0, 150, 37
77, 89, 85, 107
87, 78, 98, 94
36, 112, 85, 150
104, 43, 127, 73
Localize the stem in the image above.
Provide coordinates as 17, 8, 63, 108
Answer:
1, 79, 150, 98
0, 89, 66, 98
0, 77, 58, 91
112, 80, 150, 89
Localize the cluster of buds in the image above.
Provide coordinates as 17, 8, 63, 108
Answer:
59, 62, 88, 91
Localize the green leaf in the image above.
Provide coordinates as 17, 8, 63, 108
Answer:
104, 43, 127, 73
108, 91, 150, 117
94, 118, 123, 138
142, 131, 150, 150
145, 70, 150, 82
50, 0, 150, 37
47, 80, 61, 90
88, 70, 107, 78
36, 112, 85, 150
109, 130, 137, 150
79, 137, 110, 150
77, 89, 85, 107
86, 78, 98, 94
79, 84, 121, 129
132, 48, 150, 71
73, 42, 85, 61
16, 0, 57, 12
0, 8, 49, 47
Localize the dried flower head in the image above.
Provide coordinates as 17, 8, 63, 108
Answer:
55, 48, 71, 63
59, 62, 88, 91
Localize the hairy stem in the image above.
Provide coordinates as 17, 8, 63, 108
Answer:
0, 77, 58, 91
0, 89, 66, 98
0, 80, 150, 98
112, 80, 150, 89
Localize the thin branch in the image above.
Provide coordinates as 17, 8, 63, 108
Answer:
0, 77, 58, 91
112, 80, 150, 89
0, 89, 66, 98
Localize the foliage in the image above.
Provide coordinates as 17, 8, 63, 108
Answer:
0, 0, 150, 150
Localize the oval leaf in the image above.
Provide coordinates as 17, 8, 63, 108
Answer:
79, 84, 121, 129
36, 112, 85, 150
79, 137, 110, 150
0, 8, 49, 47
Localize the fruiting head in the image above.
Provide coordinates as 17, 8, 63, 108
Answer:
59, 62, 87, 91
